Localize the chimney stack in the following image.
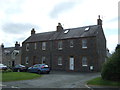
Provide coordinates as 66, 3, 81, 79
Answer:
97, 15, 102, 26
15, 41, 20, 50
31, 28, 35, 35
56, 23, 63, 32
1, 43, 4, 49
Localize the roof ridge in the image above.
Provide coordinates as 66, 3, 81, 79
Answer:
35, 31, 56, 35
64, 25, 99, 30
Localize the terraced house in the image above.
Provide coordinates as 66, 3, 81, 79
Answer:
1, 42, 21, 67
22, 16, 106, 72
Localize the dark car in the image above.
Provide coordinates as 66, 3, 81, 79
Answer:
28, 64, 50, 74
0, 64, 8, 70
12, 64, 28, 72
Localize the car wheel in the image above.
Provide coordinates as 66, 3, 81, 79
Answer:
38, 70, 41, 74
47, 71, 50, 74
17, 69, 20, 72
27, 69, 30, 72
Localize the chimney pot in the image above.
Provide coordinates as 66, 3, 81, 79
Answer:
15, 41, 20, 50
1, 43, 4, 48
31, 28, 35, 35
56, 23, 63, 32
97, 15, 102, 26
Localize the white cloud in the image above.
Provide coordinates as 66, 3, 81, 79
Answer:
106, 34, 118, 53
0, 0, 119, 53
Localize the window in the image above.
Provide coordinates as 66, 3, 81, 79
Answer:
82, 39, 87, 48
26, 43, 29, 51
11, 52, 15, 59
26, 57, 29, 64
58, 41, 62, 50
34, 43, 37, 49
70, 40, 74, 48
58, 57, 62, 65
64, 30, 69, 34
42, 56, 46, 64
84, 27, 90, 31
82, 56, 87, 66
8, 61, 11, 66
42, 42, 46, 50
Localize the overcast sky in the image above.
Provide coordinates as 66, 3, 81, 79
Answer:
0, 0, 119, 53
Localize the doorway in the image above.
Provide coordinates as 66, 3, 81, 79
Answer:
69, 57, 74, 70
12, 61, 15, 67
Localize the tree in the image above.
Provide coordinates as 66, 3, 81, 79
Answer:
101, 47, 120, 81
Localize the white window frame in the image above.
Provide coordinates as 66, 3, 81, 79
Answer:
82, 39, 87, 48
42, 42, 46, 50
34, 43, 37, 50
26, 43, 29, 51
70, 40, 74, 48
58, 57, 62, 65
26, 57, 29, 64
58, 41, 62, 50
82, 56, 87, 66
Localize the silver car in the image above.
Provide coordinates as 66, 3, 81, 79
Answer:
0, 64, 7, 70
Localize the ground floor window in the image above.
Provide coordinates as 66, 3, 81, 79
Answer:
26, 57, 29, 64
82, 56, 87, 66
42, 56, 46, 64
8, 61, 11, 66
58, 57, 62, 65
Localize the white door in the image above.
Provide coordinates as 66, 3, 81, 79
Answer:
69, 57, 74, 70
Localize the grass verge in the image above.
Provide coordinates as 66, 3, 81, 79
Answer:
1, 72, 42, 82
87, 77, 120, 86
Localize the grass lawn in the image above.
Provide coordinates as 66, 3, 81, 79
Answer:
0, 72, 42, 82
87, 77, 120, 86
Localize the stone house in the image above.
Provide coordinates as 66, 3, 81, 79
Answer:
1, 42, 21, 67
22, 16, 106, 72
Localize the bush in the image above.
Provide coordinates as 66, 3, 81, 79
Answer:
2, 69, 13, 73
101, 48, 120, 81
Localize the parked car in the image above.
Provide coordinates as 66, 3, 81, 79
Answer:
0, 64, 7, 70
12, 64, 28, 72
28, 64, 50, 74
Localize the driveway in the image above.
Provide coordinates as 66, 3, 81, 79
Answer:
2, 71, 100, 88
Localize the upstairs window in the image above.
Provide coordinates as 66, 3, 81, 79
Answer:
42, 42, 46, 50
82, 56, 87, 66
58, 41, 62, 50
70, 40, 74, 48
82, 39, 87, 48
26, 43, 29, 51
34, 43, 37, 50
58, 57, 62, 65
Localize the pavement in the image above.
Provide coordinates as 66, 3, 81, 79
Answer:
1, 71, 120, 90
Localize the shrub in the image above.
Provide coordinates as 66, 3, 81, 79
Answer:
2, 69, 13, 73
101, 48, 120, 81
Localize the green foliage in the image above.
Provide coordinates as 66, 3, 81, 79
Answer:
2, 69, 13, 73
87, 77, 120, 86
101, 48, 120, 81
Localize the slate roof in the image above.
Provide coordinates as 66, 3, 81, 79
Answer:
4, 47, 21, 54
25, 25, 101, 43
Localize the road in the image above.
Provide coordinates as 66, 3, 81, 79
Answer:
2, 71, 100, 89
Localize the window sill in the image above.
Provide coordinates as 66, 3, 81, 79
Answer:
58, 48, 62, 50
58, 64, 62, 65
82, 47, 87, 49
70, 46, 73, 48
82, 65, 88, 67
